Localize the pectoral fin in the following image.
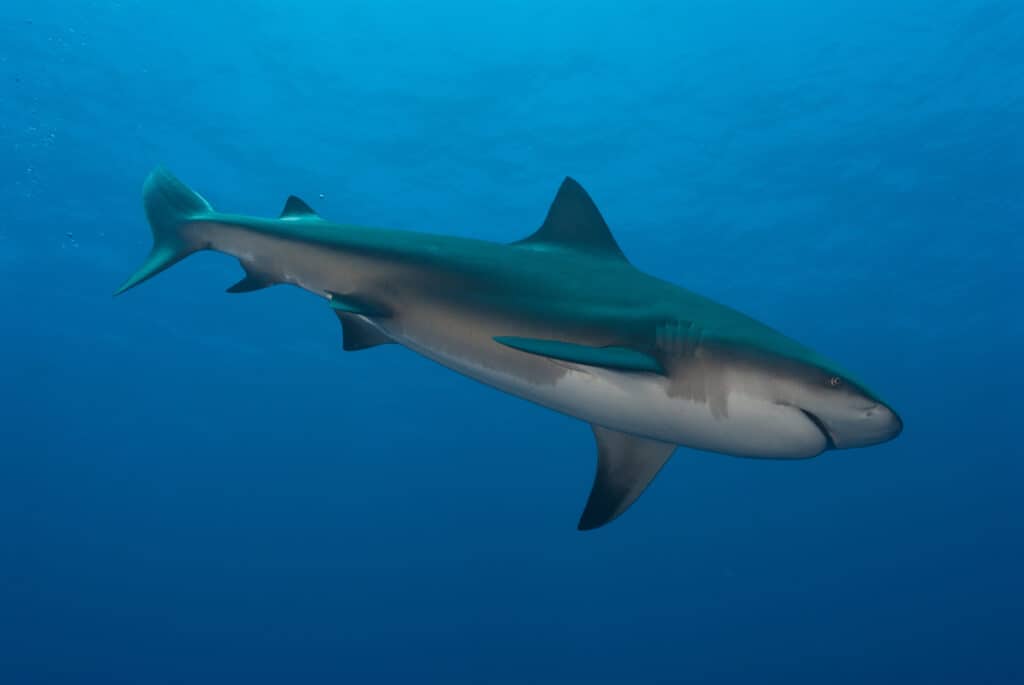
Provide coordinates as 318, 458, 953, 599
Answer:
578, 426, 676, 531
494, 336, 663, 374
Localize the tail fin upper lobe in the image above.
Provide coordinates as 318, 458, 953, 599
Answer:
114, 167, 212, 296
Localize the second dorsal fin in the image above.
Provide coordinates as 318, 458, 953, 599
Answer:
280, 195, 321, 220
516, 178, 627, 261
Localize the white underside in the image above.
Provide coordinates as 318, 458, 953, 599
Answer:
378, 317, 827, 459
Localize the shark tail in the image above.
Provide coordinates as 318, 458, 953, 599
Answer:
114, 167, 213, 296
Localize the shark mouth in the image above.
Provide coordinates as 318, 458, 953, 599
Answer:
800, 409, 837, 450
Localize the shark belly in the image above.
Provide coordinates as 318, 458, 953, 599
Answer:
374, 304, 827, 460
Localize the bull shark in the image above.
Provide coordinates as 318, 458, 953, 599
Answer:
116, 167, 902, 530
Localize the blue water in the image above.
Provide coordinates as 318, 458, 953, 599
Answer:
3, 1, 1022, 682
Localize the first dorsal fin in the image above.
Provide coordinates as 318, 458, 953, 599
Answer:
280, 195, 321, 220
516, 177, 627, 261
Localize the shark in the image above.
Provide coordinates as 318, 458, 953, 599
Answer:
116, 167, 902, 530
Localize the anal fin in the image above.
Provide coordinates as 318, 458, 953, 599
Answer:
226, 263, 275, 293
578, 425, 676, 531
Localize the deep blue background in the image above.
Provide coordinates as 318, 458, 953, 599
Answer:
3, 1, 1022, 682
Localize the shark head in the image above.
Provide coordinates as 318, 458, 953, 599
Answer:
768, 356, 902, 451
706, 326, 903, 454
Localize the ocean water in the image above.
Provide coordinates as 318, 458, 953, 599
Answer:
3, 0, 1022, 682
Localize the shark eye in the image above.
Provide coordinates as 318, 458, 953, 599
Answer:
828, 376, 842, 388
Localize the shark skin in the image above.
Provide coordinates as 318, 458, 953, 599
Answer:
117, 167, 903, 530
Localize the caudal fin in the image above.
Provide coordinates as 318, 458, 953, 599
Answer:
114, 167, 213, 296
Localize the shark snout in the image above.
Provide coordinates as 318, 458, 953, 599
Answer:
874, 403, 904, 441
819, 401, 902, 450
